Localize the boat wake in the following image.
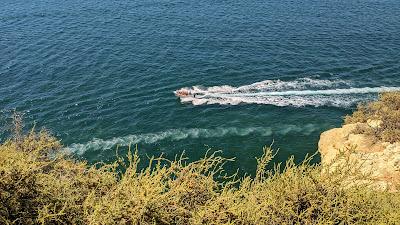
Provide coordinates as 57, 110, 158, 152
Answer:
65, 124, 318, 155
175, 78, 400, 107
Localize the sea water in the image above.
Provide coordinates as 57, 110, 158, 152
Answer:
1, 0, 399, 173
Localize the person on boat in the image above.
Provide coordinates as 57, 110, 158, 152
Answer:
176, 89, 198, 98
176, 89, 190, 97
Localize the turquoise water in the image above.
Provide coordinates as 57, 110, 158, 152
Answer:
1, 0, 400, 173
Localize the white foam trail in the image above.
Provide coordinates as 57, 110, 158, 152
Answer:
65, 124, 318, 155
230, 87, 400, 96
175, 78, 400, 107
181, 78, 346, 94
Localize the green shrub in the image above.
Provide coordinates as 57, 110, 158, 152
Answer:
0, 129, 117, 225
344, 92, 400, 143
1, 129, 400, 224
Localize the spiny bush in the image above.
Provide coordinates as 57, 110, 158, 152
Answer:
1, 129, 400, 224
344, 92, 400, 143
0, 128, 117, 225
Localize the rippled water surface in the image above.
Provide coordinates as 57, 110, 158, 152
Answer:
1, 0, 400, 172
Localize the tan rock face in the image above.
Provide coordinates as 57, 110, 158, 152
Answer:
318, 122, 400, 191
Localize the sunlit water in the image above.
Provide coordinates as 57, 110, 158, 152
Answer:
1, 0, 400, 173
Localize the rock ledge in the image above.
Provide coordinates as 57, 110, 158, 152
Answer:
318, 122, 400, 191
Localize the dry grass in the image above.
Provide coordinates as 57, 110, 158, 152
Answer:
344, 92, 400, 143
1, 126, 400, 224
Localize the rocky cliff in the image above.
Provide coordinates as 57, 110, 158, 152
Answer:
318, 121, 400, 191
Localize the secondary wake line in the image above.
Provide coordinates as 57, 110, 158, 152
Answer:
65, 124, 318, 155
